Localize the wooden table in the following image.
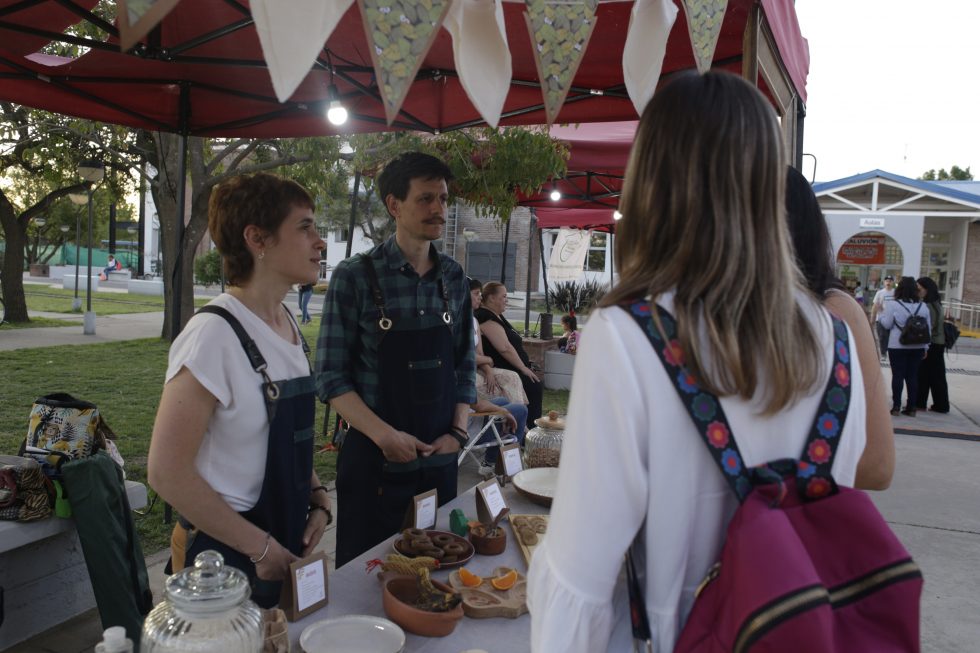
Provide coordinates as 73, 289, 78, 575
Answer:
288, 482, 548, 652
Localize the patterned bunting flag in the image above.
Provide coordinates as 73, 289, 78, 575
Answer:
524, 0, 599, 125
117, 0, 182, 52
358, 0, 453, 125
681, 0, 728, 74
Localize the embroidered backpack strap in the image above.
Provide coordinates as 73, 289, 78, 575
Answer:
623, 300, 753, 502
796, 316, 853, 501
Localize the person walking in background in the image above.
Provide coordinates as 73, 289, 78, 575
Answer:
526, 72, 887, 653
871, 275, 895, 359
878, 276, 931, 417
298, 282, 314, 325
853, 282, 865, 306
915, 276, 949, 413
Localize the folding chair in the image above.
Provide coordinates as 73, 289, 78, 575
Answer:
457, 411, 518, 468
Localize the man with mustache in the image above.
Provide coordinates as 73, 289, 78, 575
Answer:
316, 152, 476, 566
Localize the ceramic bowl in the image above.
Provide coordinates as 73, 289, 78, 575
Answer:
382, 577, 464, 637
299, 615, 405, 653
468, 525, 507, 556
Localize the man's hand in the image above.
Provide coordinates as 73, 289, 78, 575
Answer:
499, 410, 518, 434
379, 429, 433, 462
429, 433, 462, 455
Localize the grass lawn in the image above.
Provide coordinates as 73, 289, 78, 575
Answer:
0, 318, 569, 555
23, 286, 210, 315
0, 316, 75, 330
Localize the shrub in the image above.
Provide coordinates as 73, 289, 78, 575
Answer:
547, 279, 607, 314
193, 249, 223, 287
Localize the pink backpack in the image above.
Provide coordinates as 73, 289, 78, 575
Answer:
625, 301, 922, 652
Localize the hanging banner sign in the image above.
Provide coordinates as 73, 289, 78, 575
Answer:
548, 228, 590, 282
359, 0, 453, 125
525, 0, 599, 125
681, 0, 728, 74
838, 235, 886, 265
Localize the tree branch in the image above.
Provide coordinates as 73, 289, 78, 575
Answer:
205, 138, 253, 174
19, 182, 90, 224
203, 154, 318, 189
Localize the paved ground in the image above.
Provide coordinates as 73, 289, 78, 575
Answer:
3, 286, 979, 652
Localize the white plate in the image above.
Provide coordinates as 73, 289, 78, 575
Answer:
300, 615, 406, 653
512, 467, 559, 506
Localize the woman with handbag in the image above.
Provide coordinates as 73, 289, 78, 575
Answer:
915, 276, 949, 413
877, 276, 931, 417
526, 72, 894, 652
148, 173, 330, 608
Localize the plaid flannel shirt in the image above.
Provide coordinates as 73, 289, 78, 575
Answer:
314, 236, 476, 412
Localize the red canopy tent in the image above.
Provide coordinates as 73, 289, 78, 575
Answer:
0, 0, 808, 139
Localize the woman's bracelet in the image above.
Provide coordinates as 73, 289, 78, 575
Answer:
448, 426, 469, 446
309, 503, 333, 525
310, 485, 329, 497
249, 532, 271, 564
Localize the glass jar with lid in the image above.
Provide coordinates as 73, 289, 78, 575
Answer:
524, 412, 565, 468
142, 550, 263, 653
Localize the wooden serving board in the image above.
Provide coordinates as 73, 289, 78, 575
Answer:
509, 514, 549, 567
448, 567, 527, 619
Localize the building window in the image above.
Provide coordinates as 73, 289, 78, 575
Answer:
335, 228, 349, 243
585, 232, 606, 272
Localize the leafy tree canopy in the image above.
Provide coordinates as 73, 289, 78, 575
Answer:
918, 165, 973, 181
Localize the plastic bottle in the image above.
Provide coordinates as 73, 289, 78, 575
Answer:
94, 626, 133, 653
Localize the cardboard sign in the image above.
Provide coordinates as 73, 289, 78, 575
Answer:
411, 489, 438, 530
501, 443, 524, 479
475, 478, 508, 525
280, 551, 329, 621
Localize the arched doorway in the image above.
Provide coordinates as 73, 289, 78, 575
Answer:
835, 231, 903, 300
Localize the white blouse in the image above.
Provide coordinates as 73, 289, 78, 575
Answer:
526, 294, 867, 652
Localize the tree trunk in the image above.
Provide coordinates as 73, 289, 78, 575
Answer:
0, 193, 29, 323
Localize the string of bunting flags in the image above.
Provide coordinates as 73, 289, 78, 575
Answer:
116, 0, 729, 127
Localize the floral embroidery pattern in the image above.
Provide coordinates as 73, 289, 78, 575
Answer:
808, 439, 831, 464
677, 371, 699, 394
706, 421, 730, 448
816, 413, 840, 438
625, 300, 851, 505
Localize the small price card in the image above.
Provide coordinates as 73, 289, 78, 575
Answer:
475, 478, 509, 524
501, 443, 523, 478
280, 551, 328, 621
413, 489, 438, 530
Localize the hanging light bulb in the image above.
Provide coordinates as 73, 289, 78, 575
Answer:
613, 210, 623, 220
549, 181, 561, 202
326, 83, 348, 126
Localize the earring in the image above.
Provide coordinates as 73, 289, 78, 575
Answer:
258, 251, 265, 260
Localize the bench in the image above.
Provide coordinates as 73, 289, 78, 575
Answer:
107, 269, 133, 281
61, 273, 100, 292
0, 480, 148, 649
127, 278, 164, 296
544, 350, 575, 390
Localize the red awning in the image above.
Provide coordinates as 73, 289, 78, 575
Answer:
0, 0, 809, 137
535, 207, 617, 232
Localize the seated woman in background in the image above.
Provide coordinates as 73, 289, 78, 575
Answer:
148, 173, 330, 608
476, 281, 544, 424
469, 277, 529, 406
785, 165, 895, 489
557, 314, 579, 354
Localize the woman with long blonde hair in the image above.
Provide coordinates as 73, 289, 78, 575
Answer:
527, 72, 888, 652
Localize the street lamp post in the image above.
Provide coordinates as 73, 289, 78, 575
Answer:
68, 192, 87, 311
77, 159, 104, 335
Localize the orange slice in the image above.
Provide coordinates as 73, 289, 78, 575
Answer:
491, 569, 518, 591
459, 567, 483, 588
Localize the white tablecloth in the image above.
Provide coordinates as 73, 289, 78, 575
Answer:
288, 482, 548, 652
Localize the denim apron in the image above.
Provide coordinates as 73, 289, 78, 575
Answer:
335, 254, 458, 567
168, 305, 314, 608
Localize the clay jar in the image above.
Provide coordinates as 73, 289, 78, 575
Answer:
382, 577, 464, 638
468, 524, 507, 556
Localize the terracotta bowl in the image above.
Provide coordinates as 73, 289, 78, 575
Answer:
468, 525, 507, 556
382, 577, 464, 638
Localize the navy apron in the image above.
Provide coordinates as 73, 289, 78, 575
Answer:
170, 305, 315, 608
335, 254, 459, 567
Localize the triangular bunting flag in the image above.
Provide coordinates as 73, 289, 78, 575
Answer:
252, 0, 354, 103
524, 0, 599, 125
117, 0, 182, 52
358, 0, 454, 125
682, 0, 728, 74
623, 0, 677, 115
444, 0, 511, 128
